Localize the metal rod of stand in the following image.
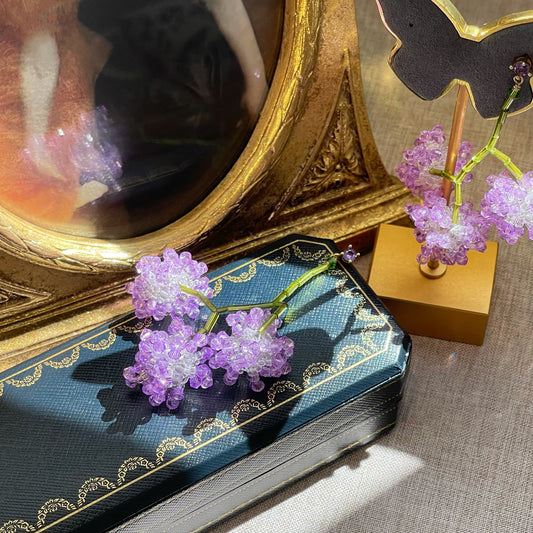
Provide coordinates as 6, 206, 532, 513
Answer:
442, 84, 469, 203
421, 84, 469, 278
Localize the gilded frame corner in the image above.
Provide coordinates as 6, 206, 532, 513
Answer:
0, 0, 321, 274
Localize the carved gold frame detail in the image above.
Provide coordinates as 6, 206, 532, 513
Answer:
0, 0, 410, 362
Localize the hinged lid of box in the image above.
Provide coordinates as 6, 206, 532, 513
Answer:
0, 235, 410, 532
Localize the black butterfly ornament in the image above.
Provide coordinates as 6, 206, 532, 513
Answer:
376, 0, 533, 118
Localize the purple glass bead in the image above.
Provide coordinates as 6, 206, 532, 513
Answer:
512, 59, 531, 78
250, 380, 265, 393
342, 245, 359, 263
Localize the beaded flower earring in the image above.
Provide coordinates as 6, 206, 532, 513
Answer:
123, 245, 359, 409
396, 57, 533, 266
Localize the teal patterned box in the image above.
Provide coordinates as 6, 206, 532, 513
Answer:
0, 235, 410, 532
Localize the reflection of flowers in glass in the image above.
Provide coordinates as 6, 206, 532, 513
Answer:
481, 172, 533, 244
209, 308, 294, 392
23, 106, 123, 192
125, 249, 213, 321
395, 125, 472, 196
75, 107, 123, 190
123, 319, 213, 410
406, 190, 490, 265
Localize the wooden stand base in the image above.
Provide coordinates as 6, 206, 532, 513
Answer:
368, 224, 498, 345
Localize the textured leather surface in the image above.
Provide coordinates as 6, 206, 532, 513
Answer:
117, 378, 404, 533
0, 235, 410, 532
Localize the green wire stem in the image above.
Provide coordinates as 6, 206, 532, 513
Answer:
180, 255, 339, 335
430, 84, 524, 223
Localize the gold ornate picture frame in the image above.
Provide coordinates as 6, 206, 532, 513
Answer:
0, 0, 410, 362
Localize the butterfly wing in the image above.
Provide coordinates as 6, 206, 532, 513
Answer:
376, 0, 463, 101
466, 25, 533, 118
376, 0, 533, 118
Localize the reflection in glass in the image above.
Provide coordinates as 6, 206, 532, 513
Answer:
0, 0, 283, 238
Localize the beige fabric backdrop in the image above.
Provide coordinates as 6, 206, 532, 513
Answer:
210, 1, 533, 532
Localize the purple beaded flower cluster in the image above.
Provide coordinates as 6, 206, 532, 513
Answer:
209, 308, 294, 393
398, 126, 533, 265
123, 250, 294, 409
123, 320, 214, 409
481, 172, 533, 244
125, 249, 213, 321
396, 125, 473, 196
406, 190, 490, 265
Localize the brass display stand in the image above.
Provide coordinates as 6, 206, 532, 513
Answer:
368, 224, 498, 345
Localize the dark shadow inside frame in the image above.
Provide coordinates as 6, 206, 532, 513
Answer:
74, 0, 283, 239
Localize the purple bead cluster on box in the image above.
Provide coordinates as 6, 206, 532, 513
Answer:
209, 308, 294, 393
123, 250, 294, 409
398, 125, 533, 265
125, 249, 213, 321
123, 319, 213, 409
